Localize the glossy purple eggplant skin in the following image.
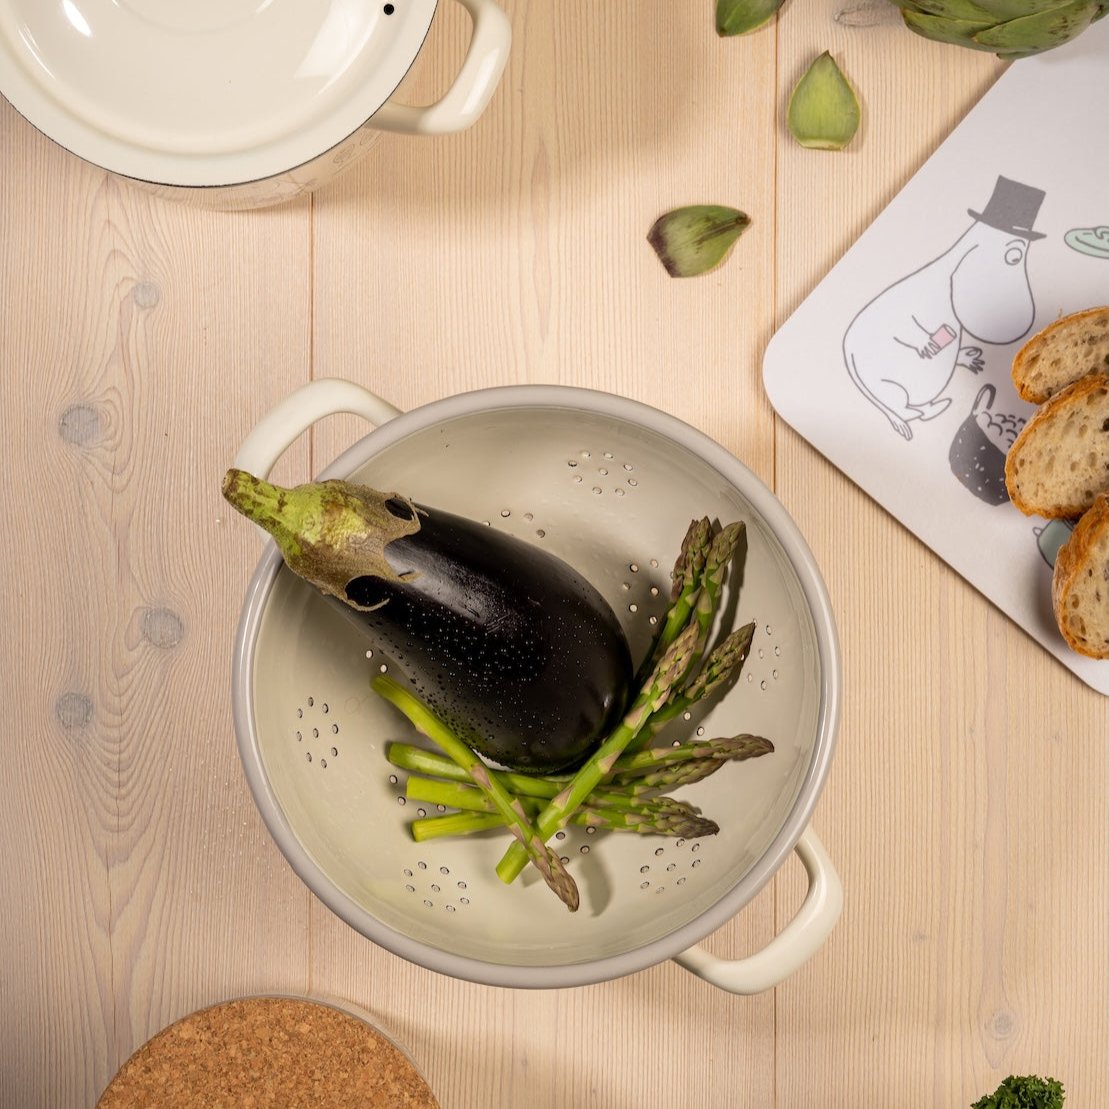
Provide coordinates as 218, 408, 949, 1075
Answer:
341, 500, 633, 773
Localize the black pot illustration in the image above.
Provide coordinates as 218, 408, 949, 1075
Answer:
948, 384, 1026, 506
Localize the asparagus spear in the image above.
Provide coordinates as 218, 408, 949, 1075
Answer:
372, 673, 580, 911
611, 733, 773, 777
496, 623, 701, 885
633, 517, 712, 686
410, 801, 719, 842
405, 775, 712, 827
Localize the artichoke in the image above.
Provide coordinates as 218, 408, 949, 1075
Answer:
895, 0, 1108, 58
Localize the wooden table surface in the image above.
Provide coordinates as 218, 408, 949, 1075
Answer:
1, 4, 1105, 1107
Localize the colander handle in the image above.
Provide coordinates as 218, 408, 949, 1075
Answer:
371, 0, 512, 136
233, 379, 404, 540
671, 828, 842, 995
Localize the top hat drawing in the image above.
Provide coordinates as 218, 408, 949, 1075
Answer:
968, 175, 1046, 241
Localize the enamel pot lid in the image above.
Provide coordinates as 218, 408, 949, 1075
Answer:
0, 0, 444, 185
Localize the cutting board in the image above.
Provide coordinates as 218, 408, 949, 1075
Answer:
764, 20, 1109, 695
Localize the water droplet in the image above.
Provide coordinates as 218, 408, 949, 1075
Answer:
418, 861, 427, 870
654, 848, 664, 857
614, 488, 625, 497
524, 512, 533, 521
388, 774, 398, 785
585, 825, 596, 835
405, 884, 415, 893
691, 843, 700, 853
423, 900, 433, 908
772, 670, 778, 680
296, 731, 302, 742
579, 845, 590, 855
307, 697, 314, 707
403, 868, 413, 877
365, 649, 374, 658
457, 881, 467, 890
555, 831, 566, 841
695, 727, 704, 737
640, 865, 650, 873
629, 603, 638, 613
460, 897, 470, 905
675, 839, 686, 848
430, 883, 440, 892
648, 615, 657, 625
320, 759, 327, 769
536, 529, 546, 538
604, 452, 614, 459
765, 625, 772, 635
627, 478, 638, 487
666, 863, 676, 872
445, 904, 456, 913
567, 460, 578, 468
677, 876, 686, 885
591, 486, 602, 495
305, 752, 312, 763
760, 680, 767, 690
629, 563, 639, 573
396, 795, 405, 805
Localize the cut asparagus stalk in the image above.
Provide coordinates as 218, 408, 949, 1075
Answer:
372, 673, 580, 911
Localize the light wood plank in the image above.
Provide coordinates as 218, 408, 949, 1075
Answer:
307, 4, 781, 1107
774, 7, 1108, 1107
0, 98, 315, 1107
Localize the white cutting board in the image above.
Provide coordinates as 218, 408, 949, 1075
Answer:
764, 20, 1109, 695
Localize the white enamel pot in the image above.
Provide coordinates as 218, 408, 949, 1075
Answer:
230, 379, 843, 992
0, 0, 510, 209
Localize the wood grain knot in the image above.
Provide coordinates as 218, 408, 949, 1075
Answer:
989, 1010, 1015, 1040
55, 692, 93, 729
58, 404, 102, 447
141, 607, 184, 650
133, 281, 161, 309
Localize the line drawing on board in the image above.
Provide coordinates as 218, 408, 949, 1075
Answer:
843, 175, 1045, 440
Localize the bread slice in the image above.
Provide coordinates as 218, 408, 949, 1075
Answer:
1005, 372, 1109, 518
1052, 493, 1109, 659
1011, 305, 1109, 404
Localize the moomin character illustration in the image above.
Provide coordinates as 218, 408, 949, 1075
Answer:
843, 176, 1045, 440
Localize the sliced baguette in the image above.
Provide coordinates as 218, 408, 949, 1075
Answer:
1052, 493, 1109, 659
1011, 305, 1109, 404
1005, 372, 1109, 518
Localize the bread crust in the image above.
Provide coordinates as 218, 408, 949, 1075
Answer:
1011, 305, 1109, 404
1004, 371, 1109, 517
1052, 493, 1109, 659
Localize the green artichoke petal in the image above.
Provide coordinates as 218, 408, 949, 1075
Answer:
962, 0, 1075, 20
895, 0, 998, 21
716, 0, 786, 35
901, 9, 998, 47
973, 0, 1101, 51
786, 52, 861, 151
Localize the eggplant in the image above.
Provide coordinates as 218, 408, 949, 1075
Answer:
223, 469, 633, 773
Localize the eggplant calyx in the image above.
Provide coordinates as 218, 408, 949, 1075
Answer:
222, 469, 421, 608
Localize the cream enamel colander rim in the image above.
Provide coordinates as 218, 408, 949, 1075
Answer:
230, 381, 843, 992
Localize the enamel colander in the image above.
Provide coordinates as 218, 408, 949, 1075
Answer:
230, 380, 842, 993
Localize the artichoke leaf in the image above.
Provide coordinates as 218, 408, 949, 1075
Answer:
897, 0, 999, 20
786, 52, 861, 151
647, 206, 750, 278
716, 0, 786, 35
973, 0, 1102, 51
958, 0, 1077, 19
901, 8, 998, 45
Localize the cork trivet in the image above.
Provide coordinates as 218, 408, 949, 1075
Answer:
97, 997, 439, 1109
